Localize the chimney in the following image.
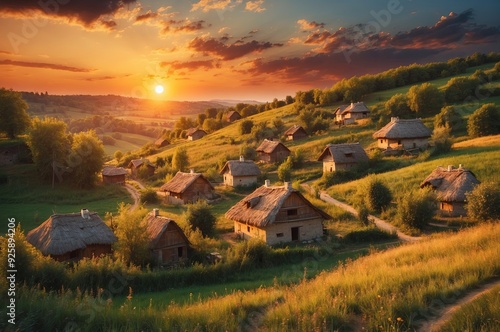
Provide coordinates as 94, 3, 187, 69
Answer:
459, 164, 463, 169
447, 165, 454, 172
264, 179, 270, 187
284, 182, 292, 190
391, 117, 398, 123
350, 102, 354, 107
81, 208, 90, 219
190, 169, 194, 174
239, 155, 244, 162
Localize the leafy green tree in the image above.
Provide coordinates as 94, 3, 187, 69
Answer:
113, 204, 151, 266
434, 106, 463, 134
155, 156, 166, 168
251, 122, 274, 141
465, 182, 500, 223
272, 118, 285, 135
172, 147, 189, 172
359, 175, 392, 213
26, 117, 70, 180
443, 76, 480, 104
140, 187, 159, 204
205, 107, 218, 119
240, 119, 254, 135
184, 200, 216, 237
277, 157, 293, 182
241, 104, 258, 117
197, 113, 207, 127
431, 125, 453, 155
467, 103, 500, 138
239, 144, 256, 160
114, 150, 123, 162
69, 130, 105, 188
285, 95, 294, 104
202, 118, 221, 133
0, 88, 31, 138
384, 93, 411, 118
397, 188, 436, 229
407, 83, 444, 116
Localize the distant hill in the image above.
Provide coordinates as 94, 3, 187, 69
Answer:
209, 99, 265, 107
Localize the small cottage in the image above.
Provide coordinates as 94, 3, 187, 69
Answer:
154, 137, 170, 148
317, 143, 369, 173
160, 171, 216, 204
335, 102, 370, 124
220, 156, 261, 187
420, 165, 480, 217
128, 158, 155, 178
186, 128, 207, 141
256, 139, 291, 163
226, 181, 331, 245
144, 209, 189, 266
102, 166, 128, 185
372, 117, 431, 153
226, 111, 242, 122
284, 125, 308, 141
26, 209, 117, 262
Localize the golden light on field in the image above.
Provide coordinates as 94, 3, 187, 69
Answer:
154, 85, 164, 94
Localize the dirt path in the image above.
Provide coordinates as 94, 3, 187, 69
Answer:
314, 188, 422, 243
124, 183, 140, 211
417, 279, 500, 332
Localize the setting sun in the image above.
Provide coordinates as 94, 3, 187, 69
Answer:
154, 85, 164, 94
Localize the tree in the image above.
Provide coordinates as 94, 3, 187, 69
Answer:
197, 113, 207, 127
285, 95, 294, 105
155, 156, 166, 168
205, 107, 218, 119
434, 106, 463, 134
26, 117, 70, 180
443, 76, 480, 104
240, 119, 254, 135
202, 118, 221, 133
241, 105, 258, 117
407, 83, 444, 116
384, 93, 411, 118
396, 188, 436, 229
431, 125, 453, 155
277, 157, 293, 182
114, 150, 123, 162
272, 118, 285, 135
0, 88, 31, 138
172, 147, 189, 172
358, 175, 392, 213
184, 200, 216, 237
465, 182, 500, 223
467, 103, 500, 138
69, 130, 105, 188
113, 204, 151, 266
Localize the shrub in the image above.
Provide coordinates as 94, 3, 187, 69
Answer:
465, 182, 500, 223
431, 125, 453, 155
277, 157, 293, 182
358, 175, 392, 213
357, 205, 370, 226
467, 103, 500, 138
407, 83, 444, 116
343, 227, 396, 243
434, 106, 463, 134
140, 187, 158, 204
396, 188, 436, 229
384, 93, 411, 118
184, 201, 216, 237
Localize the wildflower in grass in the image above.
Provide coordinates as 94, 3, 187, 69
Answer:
396, 317, 403, 322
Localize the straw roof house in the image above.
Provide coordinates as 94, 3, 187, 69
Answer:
225, 181, 331, 245
226, 110, 242, 122
186, 128, 207, 141
284, 125, 308, 141
256, 139, 291, 163
128, 158, 155, 177
317, 143, 369, 173
420, 165, 480, 217
102, 166, 128, 185
144, 209, 189, 266
26, 209, 117, 261
220, 156, 261, 187
373, 117, 431, 153
335, 102, 370, 124
154, 137, 170, 148
160, 171, 215, 204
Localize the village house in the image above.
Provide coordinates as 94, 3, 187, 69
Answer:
317, 143, 369, 173
226, 181, 331, 245
420, 165, 480, 217
256, 139, 291, 163
334, 102, 370, 124
102, 166, 128, 185
226, 110, 242, 122
154, 137, 170, 148
186, 128, 207, 141
144, 209, 189, 266
372, 117, 431, 153
26, 209, 117, 262
128, 158, 155, 178
284, 125, 308, 141
220, 156, 261, 187
160, 170, 216, 204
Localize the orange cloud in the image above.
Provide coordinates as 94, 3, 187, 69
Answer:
245, 0, 266, 13
0, 59, 92, 72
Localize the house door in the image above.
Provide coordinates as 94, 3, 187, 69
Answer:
291, 227, 300, 241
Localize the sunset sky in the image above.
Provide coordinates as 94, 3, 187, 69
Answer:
1, 0, 499, 102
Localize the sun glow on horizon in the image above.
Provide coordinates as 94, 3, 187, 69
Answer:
154, 84, 164, 94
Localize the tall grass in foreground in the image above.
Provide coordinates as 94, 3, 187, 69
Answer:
2, 223, 498, 331
439, 284, 500, 332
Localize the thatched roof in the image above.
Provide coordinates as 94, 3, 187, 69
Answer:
155, 137, 169, 147
317, 143, 369, 163
26, 212, 117, 256
333, 104, 349, 115
160, 171, 214, 193
219, 159, 261, 176
256, 139, 290, 154
342, 102, 370, 115
128, 158, 154, 169
225, 184, 331, 227
102, 166, 128, 177
420, 165, 480, 202
284, 125, 307, 136
186, 128, 207, 136
144, 211, 189, 248
373, 118, 431, 139
226, 111, 241, 120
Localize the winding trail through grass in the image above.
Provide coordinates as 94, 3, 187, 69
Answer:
124, 180, 145, 211
417, 279, 500, 332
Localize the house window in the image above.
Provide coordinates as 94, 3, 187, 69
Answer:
330, 167, 333, 172
276, 233, 284, 238
398, 140, 401, 145
247, 226, 250, 233
287, 209, 298, 216
238, 224, 241, 231
380, 139, 383, 144
177, 247, 183, 258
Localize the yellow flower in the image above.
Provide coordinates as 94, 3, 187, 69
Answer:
397, 317, 403, 322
